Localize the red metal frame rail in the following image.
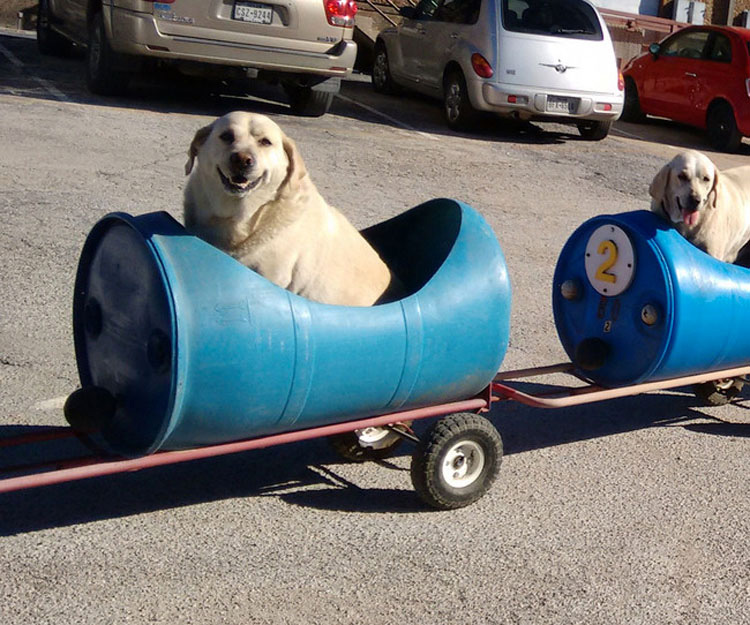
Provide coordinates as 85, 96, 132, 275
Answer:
492, 363, 750, 408
0, 397, 487, 494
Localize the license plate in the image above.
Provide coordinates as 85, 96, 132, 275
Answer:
233, 1, 273, 24
546, 96, 578, 114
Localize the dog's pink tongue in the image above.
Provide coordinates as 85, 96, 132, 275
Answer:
682, 208, 699, 226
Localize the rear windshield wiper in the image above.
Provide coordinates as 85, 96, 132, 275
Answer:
551, 27, 591, 34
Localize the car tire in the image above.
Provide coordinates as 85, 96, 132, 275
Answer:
86, 11, 131, 96
621, 77, 646, 123
37, 0, 72, 57
372, 43, 398, 95
443, 70, 478, 131
576, 120, 612, 141
284, 83, 335, 117
707, 102, 743, 152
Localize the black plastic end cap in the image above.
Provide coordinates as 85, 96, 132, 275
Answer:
575, 338, 610, 371
64, 386, 116, 433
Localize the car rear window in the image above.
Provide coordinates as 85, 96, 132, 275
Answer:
502, 0, 603, 40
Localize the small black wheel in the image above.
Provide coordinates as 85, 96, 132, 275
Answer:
576, 119, 612, 141
284, 83, 334, 117
693, 378, 744, 406
410, 413, 502, 510
707, 102, 742, 152
621, 77, 646, 123
37, 0, 72, 57
372, 42, 398, 94
328, 423, 410, 462
443, 70, 478, 130
87, 11, 131, 96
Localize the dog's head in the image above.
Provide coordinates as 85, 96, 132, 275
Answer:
184, 111, 306, 210
649, 150, 719, 229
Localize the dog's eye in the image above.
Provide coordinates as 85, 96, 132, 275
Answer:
219, 130, 235, 143
259, 137, 272, 147
677, 173, 688, 181
703, 176, 710, 182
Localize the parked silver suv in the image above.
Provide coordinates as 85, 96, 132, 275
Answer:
36, 0, 358, 116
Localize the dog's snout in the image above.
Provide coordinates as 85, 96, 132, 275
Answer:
687, 192, 702, 210
230, 151, 254, 171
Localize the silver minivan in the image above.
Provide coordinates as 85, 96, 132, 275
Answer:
373, 0, 624, 138
37, 0, 358, 116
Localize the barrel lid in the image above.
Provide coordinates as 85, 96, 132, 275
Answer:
72, 213, 180, 456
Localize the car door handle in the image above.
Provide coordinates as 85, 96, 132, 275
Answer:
450, 32, 459, 39
685, 72, 697, 77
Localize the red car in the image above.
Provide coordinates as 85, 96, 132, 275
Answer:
622, 25, 750, 152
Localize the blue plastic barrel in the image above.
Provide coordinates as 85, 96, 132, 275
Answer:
553, 210, 750, 387
72, 198, 511, 456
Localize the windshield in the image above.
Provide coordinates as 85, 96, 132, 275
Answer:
501, 0, 603, 40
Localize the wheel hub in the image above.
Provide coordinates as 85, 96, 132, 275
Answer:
442, 440, 485, 488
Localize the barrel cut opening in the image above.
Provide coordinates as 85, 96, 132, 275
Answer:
362, 200, 462, 299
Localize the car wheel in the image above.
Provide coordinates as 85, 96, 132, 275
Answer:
621, 77, 646, 123
576, 120, 612, 141
37, 0, 72, 57
284, 83, 334, 117
707, 102, 743, 152
86, 11, 131, 96
443, 71, 478, 130
372, 43, 398, 94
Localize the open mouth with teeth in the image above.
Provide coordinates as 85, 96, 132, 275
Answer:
217, 167, 262, 195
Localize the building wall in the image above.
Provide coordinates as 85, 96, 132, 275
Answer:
593, 0, 750, 25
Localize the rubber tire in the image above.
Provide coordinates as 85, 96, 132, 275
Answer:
372, 43, 398, 95
37, 0, 72, 57
443, 71, 478, 131
621, 77, 646, 123
576, 120, 612, 141
706, 102, 742, 152
410, 413, 502, 510
86, 11, 131, 96
284, 84, 334, 117
693, 378, 744, 406
328, 428, 405, 462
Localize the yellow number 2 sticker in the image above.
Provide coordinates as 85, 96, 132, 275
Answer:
595, 240, 618, 284
584, 224, 635, 297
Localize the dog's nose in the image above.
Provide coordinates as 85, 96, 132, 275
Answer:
230, 151, 253, 170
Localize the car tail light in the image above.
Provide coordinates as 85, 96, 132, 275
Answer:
618, 71, 624, 91
324, 0, 357, 27
471, 53, 493, 78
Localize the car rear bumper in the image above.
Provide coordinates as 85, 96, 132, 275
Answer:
107, 7, 357, 77
477, 81, 623, 122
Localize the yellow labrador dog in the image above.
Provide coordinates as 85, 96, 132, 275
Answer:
183, 112, 400, 306
649, 150, 750, 263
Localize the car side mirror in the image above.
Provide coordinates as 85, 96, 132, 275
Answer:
649, 43, 661, 57
399, 6, 416, 19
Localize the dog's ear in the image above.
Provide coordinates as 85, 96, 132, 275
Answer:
709, 164, 721, 209
280, 132, 308, 191
648, 163, 671, 203
184, 123, 213, 175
